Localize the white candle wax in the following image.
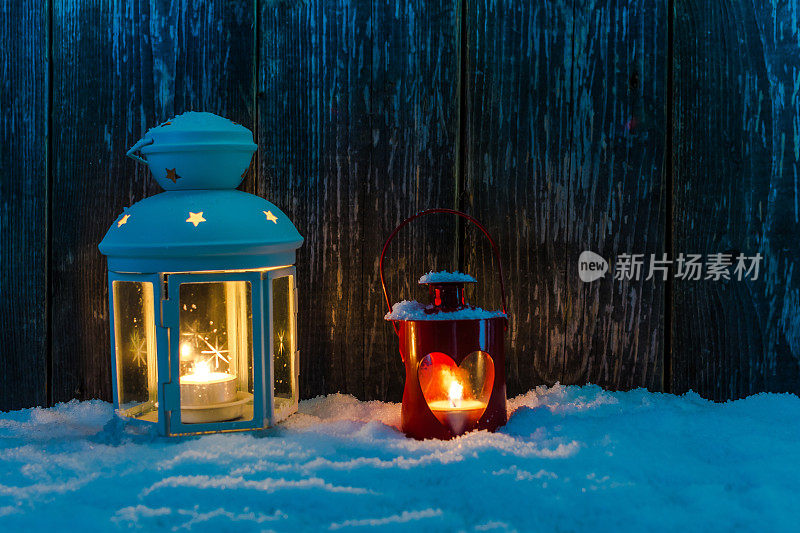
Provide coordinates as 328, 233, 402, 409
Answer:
180, 371, 237, 407
428, 399, 487, 435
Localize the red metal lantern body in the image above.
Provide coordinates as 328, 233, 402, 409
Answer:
396, 315, 507, 439
380, 209, 509, 440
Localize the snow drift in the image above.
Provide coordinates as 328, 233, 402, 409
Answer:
0, 385, 798, 531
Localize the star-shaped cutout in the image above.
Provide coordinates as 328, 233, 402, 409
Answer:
199, 335, 230, 368
276, 330, 285, 355
186, 212, 206, 226
263, 210, 278, 224
165, 168, 180, 183
132, 337, 148, 367
117, 214, 130, 227
129, 329, 147, 367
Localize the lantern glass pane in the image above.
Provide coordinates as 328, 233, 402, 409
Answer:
112, 281, 158, 422
177, 281, 254, 424
272, 275, 297, 418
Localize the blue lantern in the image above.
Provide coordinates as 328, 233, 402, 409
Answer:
99, 112, 303, 436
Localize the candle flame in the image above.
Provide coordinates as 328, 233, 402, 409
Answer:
448, 378, 464, 408
193, 360, 212, 379
180, 358, 235, 385
180, 342, 193, 358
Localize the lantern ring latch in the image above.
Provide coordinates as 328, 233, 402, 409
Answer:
379, 208, 508, 337
125, 137, 155, 165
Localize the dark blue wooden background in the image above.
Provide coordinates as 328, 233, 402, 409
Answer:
1, 0, 799, 411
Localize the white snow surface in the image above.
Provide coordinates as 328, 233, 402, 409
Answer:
1, 385, 799, 531
385, 300, 506, 321
418, 271, 477, 284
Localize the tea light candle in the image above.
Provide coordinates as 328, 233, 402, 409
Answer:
428, 399, 487, 433
180, 360, 237, 407
427, 380, 487, 434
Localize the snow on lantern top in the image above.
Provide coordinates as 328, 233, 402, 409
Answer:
126, 111, 258, 190
386, 270, 505, 321
384, 300, 506, 321
418, 271, 477, 284
99, 112, 303, 273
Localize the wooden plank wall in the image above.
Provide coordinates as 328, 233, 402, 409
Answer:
464, 0, 666, 395
0, 0, 49, 410
672, 0, 800, 399
258, 0, 459, 400
569, 0, 666, 391
1, 0, 799, 410
463, 0, 574, 394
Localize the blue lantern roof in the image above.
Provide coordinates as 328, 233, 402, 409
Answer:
99, 112, 303, 273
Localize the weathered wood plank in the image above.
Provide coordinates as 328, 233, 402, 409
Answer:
672, 0, 800, 399
364, 0, 460, 400
463, 0, 574, 395
0, 0, 49, 410
464, 0, 666, 395
568, 0, 666, 391
50, 0, 255, 403
258, 0, 459, 400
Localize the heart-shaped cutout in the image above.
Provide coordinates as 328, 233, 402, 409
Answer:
417, 351, 495, 435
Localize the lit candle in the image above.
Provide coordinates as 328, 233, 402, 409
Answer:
427, 378, 487, 434
180, 360, 237, 407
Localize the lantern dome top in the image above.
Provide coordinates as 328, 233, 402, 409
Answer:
128, 111, 257, 191
99, 189, 303, 273
105, 112, 302, 272
145, 112, 254, 145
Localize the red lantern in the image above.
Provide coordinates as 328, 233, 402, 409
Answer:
380, 209, 508, 439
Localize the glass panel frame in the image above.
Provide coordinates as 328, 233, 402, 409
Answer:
163, 271, 266, 436
266, 267, 298, 424
177, 280, 255, 423
108, 272, 164, 428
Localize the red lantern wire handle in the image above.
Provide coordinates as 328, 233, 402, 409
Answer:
379, 208, 508, 336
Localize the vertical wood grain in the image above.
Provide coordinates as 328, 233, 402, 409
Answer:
464, 0, 666, 396
672, 0, 800, 399
463, 0, 574, 395
569, 0, 666, 391
258, 0, 459, 401
50, 0, 255, 403
0, 0, 49, 409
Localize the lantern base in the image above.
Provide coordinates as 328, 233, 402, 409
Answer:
180, 391, 253, 424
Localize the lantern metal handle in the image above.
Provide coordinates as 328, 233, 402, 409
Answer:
126, 137, 154, 165
379, 208, 508, 336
